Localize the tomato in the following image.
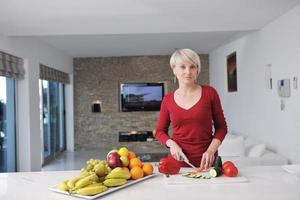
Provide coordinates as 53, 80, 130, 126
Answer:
223, 165, 238, 177
222, 161, 235, 170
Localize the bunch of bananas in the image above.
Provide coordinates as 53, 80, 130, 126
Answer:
56, 159, 132, 196
103, 167, 131, 187
57, 172, 108, 196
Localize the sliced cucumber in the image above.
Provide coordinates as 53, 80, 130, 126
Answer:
189, 174, 197, 178
195, 174, 202, 178
202, 175, 211, 179
209, 167, 222, 177
183, 172, 212, 179
183, 173, 190, 177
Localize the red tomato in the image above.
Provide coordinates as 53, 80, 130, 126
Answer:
222, 161, 235, 170
223, 165, 238, 177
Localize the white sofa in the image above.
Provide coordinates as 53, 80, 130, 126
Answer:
218, 133, 288, 167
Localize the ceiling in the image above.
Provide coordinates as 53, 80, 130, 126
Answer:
1, 0, 300, 57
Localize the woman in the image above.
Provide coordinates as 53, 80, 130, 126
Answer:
155, 48, 227, 170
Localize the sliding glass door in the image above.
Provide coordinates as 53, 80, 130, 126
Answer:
0, 76, 16, 172
40, 80, 66, 165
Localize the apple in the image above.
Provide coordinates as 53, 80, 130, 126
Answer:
107, 152, 122, 169
108, 156, 122, 169
106, 150, 118, 160
107, 152, 119, 160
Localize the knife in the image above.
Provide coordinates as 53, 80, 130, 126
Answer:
184, 160, 197, 169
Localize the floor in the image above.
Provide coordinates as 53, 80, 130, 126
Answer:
42, 149, 109, 171
42, 149, 168, 171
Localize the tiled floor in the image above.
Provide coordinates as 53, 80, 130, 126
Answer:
42, 149, 168, 171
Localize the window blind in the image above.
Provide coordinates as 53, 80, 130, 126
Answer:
0, 51, 25, 79
40, 64, 70, 84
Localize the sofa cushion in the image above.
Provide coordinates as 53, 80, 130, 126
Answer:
248, 143, 266, 157
218, 134, 245, 157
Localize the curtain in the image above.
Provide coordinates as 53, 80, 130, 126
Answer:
0, 51, 25, 79
40, 64, 70, 84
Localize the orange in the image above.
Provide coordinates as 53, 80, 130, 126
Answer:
128, 151, 136, 160
142, 163, 153, 176
129, 158, 142, 169
130, 166, 144, 180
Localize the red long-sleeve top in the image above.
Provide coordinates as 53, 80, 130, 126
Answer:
155, 85, 227, 167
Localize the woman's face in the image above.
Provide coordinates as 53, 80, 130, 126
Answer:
173, 60, 199, 85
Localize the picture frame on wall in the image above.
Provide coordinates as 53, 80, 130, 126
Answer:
227, 52, 237, 92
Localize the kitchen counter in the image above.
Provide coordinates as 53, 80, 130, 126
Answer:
0, 165, 299, 200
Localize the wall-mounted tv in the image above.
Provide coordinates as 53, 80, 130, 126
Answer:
119, 82, 165, 112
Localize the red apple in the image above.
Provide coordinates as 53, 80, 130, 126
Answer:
106, 150, 118, 160
108, 156, 122, 169
107, 152, 122, 169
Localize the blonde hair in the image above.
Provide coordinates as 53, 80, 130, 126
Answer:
170, 49, 201, 74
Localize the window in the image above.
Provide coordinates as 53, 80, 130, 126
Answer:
0, 76, 16, 172
40, 80, 66, 165
0, 51, 24, 172
39, 64, 69, 165
227, 52, 238, 92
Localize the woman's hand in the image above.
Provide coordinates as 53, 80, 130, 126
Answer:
166, 139, 188, 161
200, 149, 215, 170
200, 138, 221, 170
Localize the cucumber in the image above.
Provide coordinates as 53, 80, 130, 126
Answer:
209, 167, 222, 177
183, 172, 213, 179
202, 175, 211, 179
214, 156, 223, 169
189, 174, 197, 178
195, 174, 202, 178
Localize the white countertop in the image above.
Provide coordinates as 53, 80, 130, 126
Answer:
0, 165, 300, 200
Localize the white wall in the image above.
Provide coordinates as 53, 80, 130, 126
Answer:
0, 35, 74, 171
209, 5, 300, 164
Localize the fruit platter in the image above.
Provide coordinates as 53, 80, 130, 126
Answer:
49, 147, 155, 199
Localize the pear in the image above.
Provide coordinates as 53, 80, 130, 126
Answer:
93, 163, 107, 177
120, 156, 129, 167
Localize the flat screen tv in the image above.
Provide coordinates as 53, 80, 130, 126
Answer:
120, 82, 165, 112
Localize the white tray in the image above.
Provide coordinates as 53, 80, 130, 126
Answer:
49, 174, 156, 199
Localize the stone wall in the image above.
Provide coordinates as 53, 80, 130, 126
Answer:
74, 55, 209, 153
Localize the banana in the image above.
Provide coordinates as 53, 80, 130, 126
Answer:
103, 178, 127, 187
105, 167, 130, 180
67, 177, 81, 189
88, 173, 100, 182
85, 182, 103, 187
74, 185, 108, 196
74, 173, 99, 190
80, 170, 90, 178
57, 180, 69, 191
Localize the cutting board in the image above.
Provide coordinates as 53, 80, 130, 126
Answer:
164, 168, 248, 185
